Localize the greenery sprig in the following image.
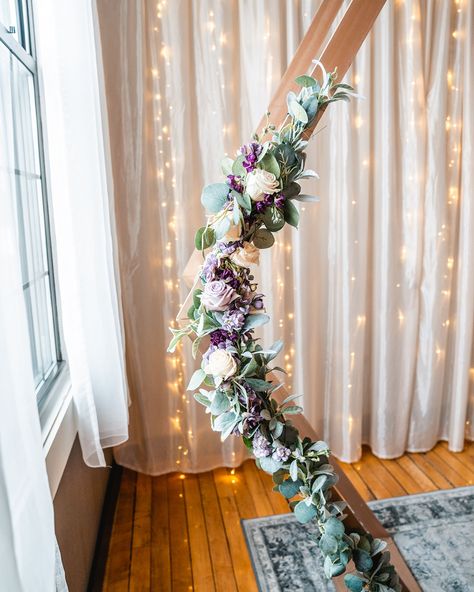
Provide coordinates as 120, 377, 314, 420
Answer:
169, 66, 402, 592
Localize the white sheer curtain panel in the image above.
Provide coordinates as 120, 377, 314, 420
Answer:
0, 53, 55, 591
35, 0, 129, 467
96, 0, 473, 473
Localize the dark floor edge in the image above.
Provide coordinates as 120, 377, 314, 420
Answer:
87, 462, 123, 592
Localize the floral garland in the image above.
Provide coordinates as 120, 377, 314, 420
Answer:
169, 64, 402, 592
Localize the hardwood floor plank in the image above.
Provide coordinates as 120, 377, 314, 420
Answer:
183, 474, 216, 591
378, 458, 427, 495
432, 444, 474, 485
168, 473, 193, 591
222, 466, 258, 519
105, 469, 136, 591
130, 474, 152, 592
338, 461, 375, 501
198, 472, 238, 592
213, 469, 258, 592
151, 475, 171, 592
395, 456, 437, 492
423, 449, 467, 487
241, 460, 274, 516
439, 441, 474, 472
361, 451, 407, 498
406, 452, 453, 490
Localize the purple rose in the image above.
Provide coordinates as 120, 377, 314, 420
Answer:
201, 280, 236, 311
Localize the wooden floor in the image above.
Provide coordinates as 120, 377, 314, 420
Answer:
101, 441, 473, 591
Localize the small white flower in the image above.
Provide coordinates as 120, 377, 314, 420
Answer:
205, 350, 237, 380
231, 241, 260, 267
246, 169, 279, 201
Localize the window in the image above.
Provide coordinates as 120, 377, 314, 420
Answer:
0, 1, 62, 406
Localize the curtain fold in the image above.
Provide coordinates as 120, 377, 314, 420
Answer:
96, 0, 473, 473
0, 49, 55, 591
35, 0, 129, 467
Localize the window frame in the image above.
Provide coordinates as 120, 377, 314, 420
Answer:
0, 1, 65, 409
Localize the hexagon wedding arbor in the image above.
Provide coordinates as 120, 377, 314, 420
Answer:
174, 1, 421, 590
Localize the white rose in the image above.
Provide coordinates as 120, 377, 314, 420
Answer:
205, 350, 237, 380
246, 169, 279, 201
231, 241, 260, 267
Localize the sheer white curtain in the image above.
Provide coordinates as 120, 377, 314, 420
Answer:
35, 0, 129, 467
96, 0, 473, 473
0, 48, 55, 592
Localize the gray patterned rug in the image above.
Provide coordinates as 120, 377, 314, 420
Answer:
242, 486, 474, 592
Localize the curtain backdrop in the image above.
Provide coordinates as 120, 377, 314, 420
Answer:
96, 0, 474, 473
36, 0, 129, 467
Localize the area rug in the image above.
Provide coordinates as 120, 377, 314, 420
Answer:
242, 486, 474, 592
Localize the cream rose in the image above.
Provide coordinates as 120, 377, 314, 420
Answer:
231, 241, 260, 267
223, 217, 242, 242
205, 350, 237, 380
246, 169, 279, 201
201, 280, 236, 311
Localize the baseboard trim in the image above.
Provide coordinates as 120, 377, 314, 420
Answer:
87, 462, 123, 592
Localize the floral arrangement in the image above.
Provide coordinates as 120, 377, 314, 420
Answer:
169, 64, 401, 592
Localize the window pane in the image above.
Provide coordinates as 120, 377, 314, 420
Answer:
0, 40, 59, 399
0, 0, 30, 53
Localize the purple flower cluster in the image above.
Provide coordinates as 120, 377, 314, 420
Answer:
209, 329, 239, 347
222, 308, 246, 331
239, 142, 263, 172
272, 446, 291, 462
227, 174, 244, 193
252, 430, 272, 458
202, 253, 219, 282
255, 192, 286, 213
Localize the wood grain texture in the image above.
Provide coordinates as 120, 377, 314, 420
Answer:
101, 443, 473, 591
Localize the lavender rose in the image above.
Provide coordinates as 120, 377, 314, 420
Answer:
201, 280, 236, 311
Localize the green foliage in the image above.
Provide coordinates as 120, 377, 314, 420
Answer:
195, 226, 216, 250
201, 183, 230, 212
168, 65, 401, 592
252, 228, 275, 248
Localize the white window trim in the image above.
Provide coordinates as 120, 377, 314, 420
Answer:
42, 372, 77, 498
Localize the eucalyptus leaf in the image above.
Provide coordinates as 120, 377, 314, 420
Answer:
282, 405, 302, 415
283, 181, 301, 198
295, 74, 317, 88
319, 533, 338, 555
232, 154, 247, 176
260, 153, 280, 178
262, 206, 285, 232
187, 368, 206, 391
289, 99, 309, 124
283, 198, 300, 228
209, 390, 231, 415
242, 313, 270, 332
289, 459, 298, 481
221, 156, 234, 176
294, 500, 317, 523
235, 191, 251, 212
194, 226, 216, 250
279, 478, 303, 499
245, 378, 273, 392
293, 194, 320, 203
325, 517, 345, 538
353, 549, 373, 573
252, 228, 275, 249
201, 183, 229, 213
259, 455, 282, 474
